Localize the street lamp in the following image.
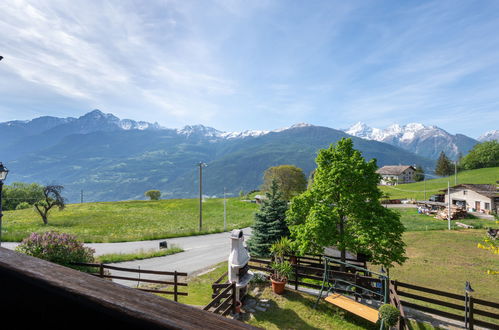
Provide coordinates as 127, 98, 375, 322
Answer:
423, 172, 452, 230
198, 162, 207, 232
0, 162, 9, 247
464, 281, 474, 329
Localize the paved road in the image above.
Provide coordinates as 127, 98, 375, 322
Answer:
2, 228, 252, 286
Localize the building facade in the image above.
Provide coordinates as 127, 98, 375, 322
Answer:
376, 165, 416, 185
443, 184, 499, 214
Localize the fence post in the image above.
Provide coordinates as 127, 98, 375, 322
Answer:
469, 296, 474, 330
231, 282, 237, 314
99, 263, 104, 277
294, 264, 298, 290
174, 271, 178, 302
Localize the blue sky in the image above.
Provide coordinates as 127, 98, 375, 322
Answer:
0, 0, 498, 138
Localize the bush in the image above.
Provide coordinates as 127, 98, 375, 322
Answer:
15, 202, 31, 210
145, 190, 161, 200
16, 231, 95, 271
378, 304, 400, 328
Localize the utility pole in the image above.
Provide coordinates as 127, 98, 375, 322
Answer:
447, 180, 451, 230
223, 187, 227, 231
198, 162, 207, 232
81, 189, 84, 204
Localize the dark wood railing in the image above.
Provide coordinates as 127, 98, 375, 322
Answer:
393, 280, 499, 330
204, 282, 237, 316
249, 257, 499, 329
72, 262, 188, 302
389, 281, 407, 330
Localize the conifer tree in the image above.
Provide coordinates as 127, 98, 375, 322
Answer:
247, 180, 289, 257
435, 151, 453, 176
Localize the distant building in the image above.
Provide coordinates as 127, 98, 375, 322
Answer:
376, 165, 416, 185
442, 184, 499, 214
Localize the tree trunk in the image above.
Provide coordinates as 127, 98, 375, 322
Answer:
339, 215, 346, 272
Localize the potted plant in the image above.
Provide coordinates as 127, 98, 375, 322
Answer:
378, 303, 400, 329
270, 260, 292, 294
269, 237, 294, 294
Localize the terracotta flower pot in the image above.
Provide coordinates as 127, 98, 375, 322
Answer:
271, 278, 287, 294
235, 300, 242, 313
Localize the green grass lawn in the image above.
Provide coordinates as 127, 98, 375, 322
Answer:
380, 167, 499, 201
2, 197, 258, 242
395, 208, 494, 231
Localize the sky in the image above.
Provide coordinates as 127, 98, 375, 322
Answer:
0, 0, 498, 138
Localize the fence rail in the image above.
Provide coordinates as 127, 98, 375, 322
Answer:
392, 280, 499, 330
72, 262, 188, 302
249, 257, 499, 330
204, 282, 237, 316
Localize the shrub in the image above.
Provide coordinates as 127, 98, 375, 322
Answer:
378, 304, 400, 328
16, 231, 95, 271
15, 202, 31, 210
145, 190, 161, 200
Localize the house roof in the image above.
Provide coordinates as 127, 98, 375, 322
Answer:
376, 165, 415, 175
442, 184, 499, 198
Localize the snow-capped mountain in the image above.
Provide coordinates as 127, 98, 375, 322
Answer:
344, 122, 479, 160
478, 130, 499, 142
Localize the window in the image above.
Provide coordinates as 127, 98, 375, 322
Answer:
463, 190, 467, 195
485, 203, 490, 210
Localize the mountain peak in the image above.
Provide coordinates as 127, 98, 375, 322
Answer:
479, 130, 499, 142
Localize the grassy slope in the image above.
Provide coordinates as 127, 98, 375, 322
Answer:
380, 167, 499, 201
2, 197, 258, 242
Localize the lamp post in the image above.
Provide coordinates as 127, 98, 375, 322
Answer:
0, 162, 9, 247
198, 162, 207, 232
423, 172, 452, 230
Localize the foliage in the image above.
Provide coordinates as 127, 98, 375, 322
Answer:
270, 260, 293, 282
15, 201, 31, 210
414, 165, 425, 182
16, 231, 95, 270
247, 180, 289, 257
1, 182, 44, 211
34, 185, 66, 225
378, 304, 400, 327
261, 165, 307, 200
435, 151, 453, 176
287, 138, 407, 269
145, 189, 161, 200
460, 141, 499, 170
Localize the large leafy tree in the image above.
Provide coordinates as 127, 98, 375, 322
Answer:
248, 180, 289, 257
34, 185, 65, 225
435, 151, 453, 176
2, 182, 44, 211
261, 165, 307, 201
460, 141, 499, 170
286, 138, 406, 269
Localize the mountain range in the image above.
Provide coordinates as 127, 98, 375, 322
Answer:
0, 110, 494, 202
343, 122, 484, 160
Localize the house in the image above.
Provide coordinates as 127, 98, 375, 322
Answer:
376, 165, 416, 185
442, 184, 499, 214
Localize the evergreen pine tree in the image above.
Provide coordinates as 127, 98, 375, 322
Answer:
247, 180, 289, 257
435, 151, 453, 176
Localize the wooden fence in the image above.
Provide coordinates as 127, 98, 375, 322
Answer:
389, 281, 408, 330
203, 282, 237, 316
393, 280, 499, 330
72, 262, 188, 302
249, 257, 383, 301
249, 257, 499, 329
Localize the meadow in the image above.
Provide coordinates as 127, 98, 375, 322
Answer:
379, 167, 499, 201
2, 197, 258, 243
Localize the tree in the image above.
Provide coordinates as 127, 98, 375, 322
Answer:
2, 182, 44, 211
261, 165, 307, 200
247, 180, 289, 257
435, 151, 453, 176
286, 138, 407, 269
460, 141, 499, 170
145, 190, 161, 200
34, 185, 65, 225
414, 165, 425, 182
